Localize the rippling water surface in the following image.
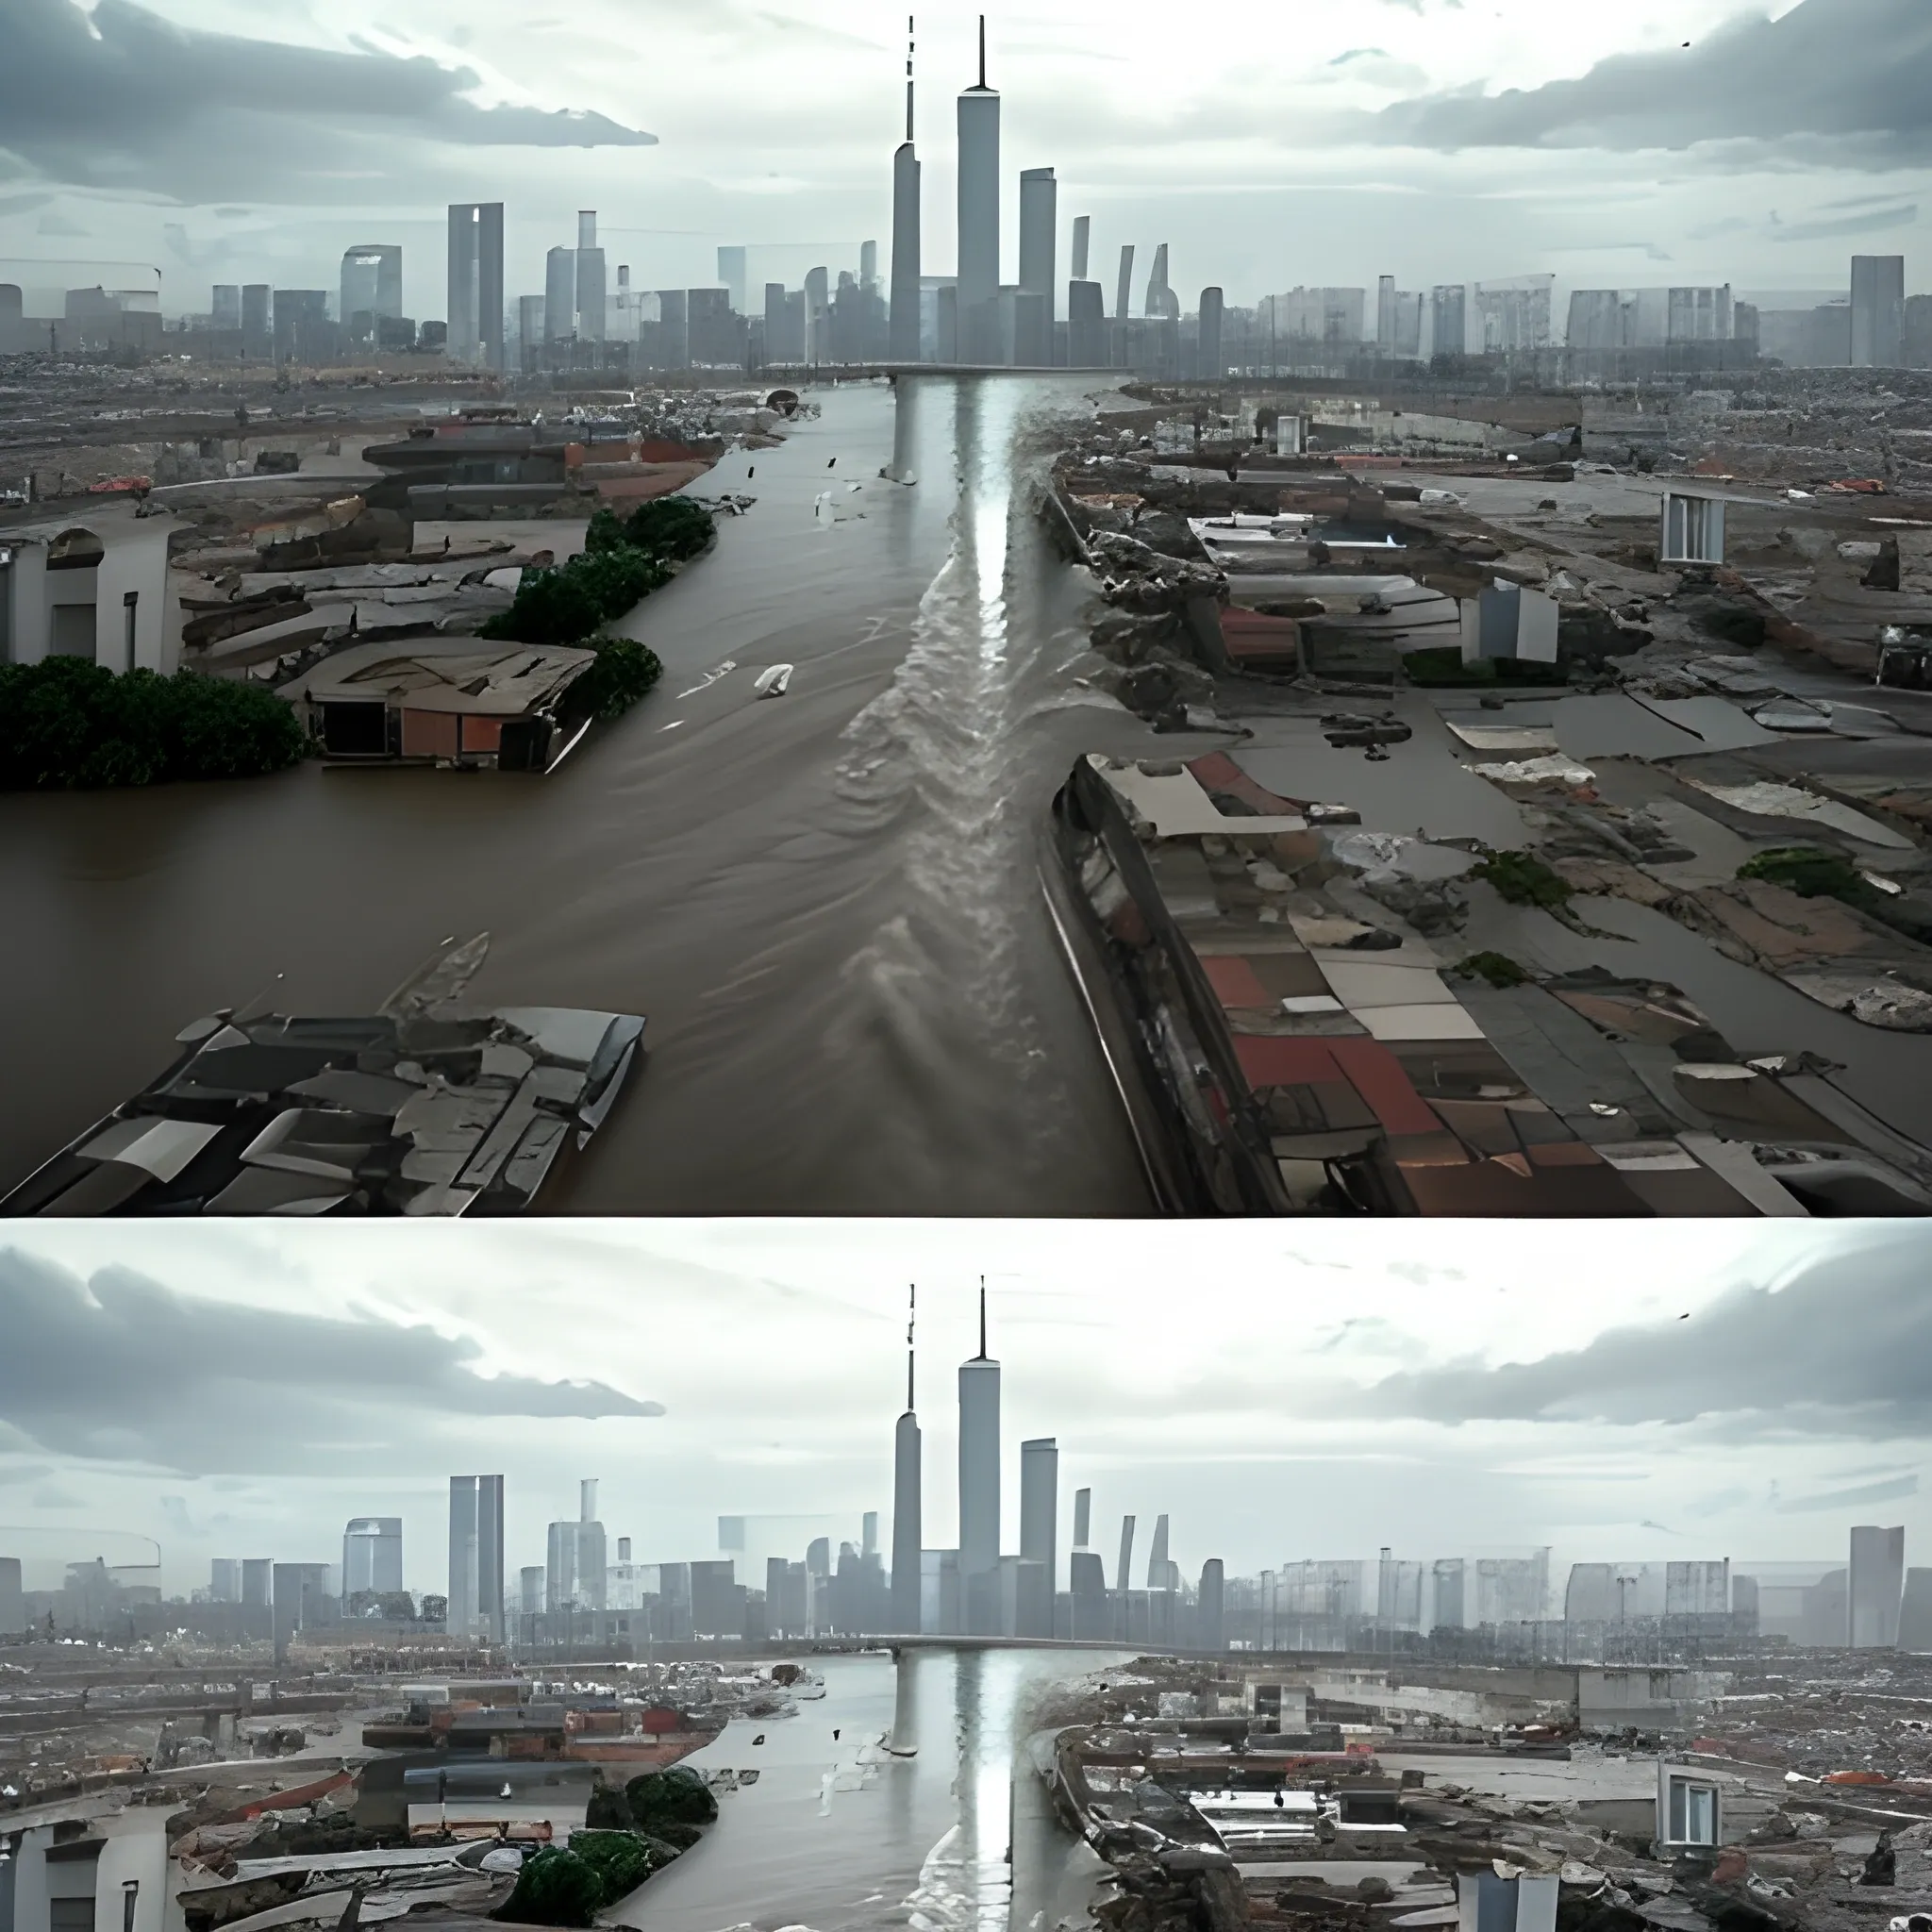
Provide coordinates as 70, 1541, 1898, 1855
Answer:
0, 378, 1154, 1212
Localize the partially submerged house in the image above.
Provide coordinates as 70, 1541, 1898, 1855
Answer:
275, 637, 600, 771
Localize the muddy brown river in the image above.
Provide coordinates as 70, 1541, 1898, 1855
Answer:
0, 377, 1156, 1213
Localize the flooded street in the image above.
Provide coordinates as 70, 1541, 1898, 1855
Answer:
610, 1649, 1117, 1932
0, 377, 1154, 1213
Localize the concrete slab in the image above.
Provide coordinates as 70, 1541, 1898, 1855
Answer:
1360, 1004, 1486, 1041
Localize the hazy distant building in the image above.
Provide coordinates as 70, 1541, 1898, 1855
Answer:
1900, 1569, 1932, 1652
1431, 1557, 1466, 1630
892, 1299, 924, 1633
956, 19, 1001, 363
1198, 1559, 1224, 1651
446, 202, 504, 370
1197, 287, 1224, 377
958, 1288, 1001, 1633
516, 294, 544, 369
1264, 285, 1365, 348
804, 267, 829, 363
1115, 1516, 1136, 1595
0, 1557, 22, 1636
545, 246, 576, 342
1474, 1551, 1551, 1626
889, 17, 923, 362
517, 1565, 544, 1622
342, 1517, 403, 1598
211, 285, 241, 332
340, 244, 402, 333
1850, 1524, 1906, 1647
1852, 254, 1907, 368
575, 211, 607, 341
209, 1557, 242, 1604
547, 1478, 608, 1613
1068, 279, 1105, 366
1114, 245, 1136, 325
1377, 275, 1396, 350
1017, 167, 1057, 365
718, 244, 748, 315
242, 1557, 273, 1609
1018, 1437, 1058, 1637
1143, 242, 1177, 321
1473, 274, 1555, 354
272, 1561, 331, 1657
1429, 284, 1467, 359
448, 1474, 505, 1642
271, 290, 329, 364
239, 283, 271, 357
1074, 1487, 1091, 1547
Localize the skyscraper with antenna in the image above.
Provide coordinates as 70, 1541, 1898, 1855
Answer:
891, 1284, 923, 1632
956, 15, 1001, 365
889, 16, 923, 362
958, 1275, 1002, 1632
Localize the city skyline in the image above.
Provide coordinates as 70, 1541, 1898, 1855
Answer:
0, 1221, 1925, 1597
0, 0, 1924, 323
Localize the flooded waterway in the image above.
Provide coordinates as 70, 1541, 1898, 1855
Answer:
608, 1648, 1119, 1932
0, 376, 1155, 1212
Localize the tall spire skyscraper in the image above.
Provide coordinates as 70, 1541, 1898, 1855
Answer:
956, 15, 1001, 365
891, 1285, 923, 1632
890, 16, 923, 361
958, 1275, 1001, 1633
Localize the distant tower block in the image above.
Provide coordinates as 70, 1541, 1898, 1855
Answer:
890, 13, 923, 361
1017, 167, 1057, 365
1114, 244, 1135, 324
891, 1284, 923, 1632
958, 1279, 1002, 1632
1074, 1486, 1091, 1547
1071, 215, 1091, 283
956, 14, 1001, 364
1115, 1515, 1136, 1596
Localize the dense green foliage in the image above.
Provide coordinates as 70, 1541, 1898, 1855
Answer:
1739, 845, 1932, 943
623, 1767, 719, 1830
494, 1848, 605, 1928
618, 495, 716, 561
1472, 849, 1574, 911
484, 495, 713, 650
0, 658, 307, 790
569, 636, 663, 721
564, 1829, 663, 1902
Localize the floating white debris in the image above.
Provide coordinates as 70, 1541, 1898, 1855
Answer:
754, 663, 792, 697
1471, 754, 1597, 787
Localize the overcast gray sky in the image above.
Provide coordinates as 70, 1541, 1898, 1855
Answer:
0, 0, 1924, 317
1, 1222, 1924, 1598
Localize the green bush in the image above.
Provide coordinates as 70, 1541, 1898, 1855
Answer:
622, 495, 714, 561
0, 658, 307, 790
494, 1848, 604, 1928
624, 1766, 718, 1830
480, 538, 675, 649
566, 1830, 659, 1902
569, 637, 663, 722
1472, 849, 1574, 911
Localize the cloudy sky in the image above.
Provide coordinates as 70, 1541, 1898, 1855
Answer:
1, 1221, 1925, 1599
0, 0, 1924, 318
